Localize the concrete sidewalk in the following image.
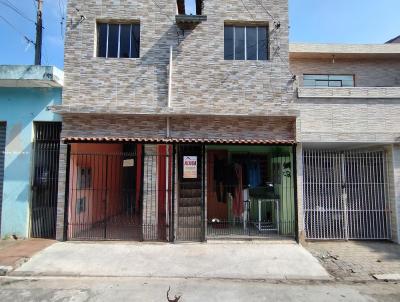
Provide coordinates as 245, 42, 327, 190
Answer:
14, 241, 330, 280
306, 241, 400, 281
0, 239, 55, 275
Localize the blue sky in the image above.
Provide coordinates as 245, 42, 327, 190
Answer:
0, 0, 399, 70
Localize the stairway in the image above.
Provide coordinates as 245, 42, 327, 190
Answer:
176, 181, 203, 241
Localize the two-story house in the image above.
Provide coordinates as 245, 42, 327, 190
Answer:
291, 43, 400, 243
51, 0, 400, 245
0, 65, 63, 239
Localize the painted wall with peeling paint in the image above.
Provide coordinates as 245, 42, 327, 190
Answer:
0, 87, 61, 238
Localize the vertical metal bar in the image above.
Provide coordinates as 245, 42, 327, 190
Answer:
348, 151, 355, 239
341, 152, 349, 240
140, 146, 145, 241
326, 150, 332, 239
293, 145, 299, 242
310, 150, 315, 239
63, 144, 71, 241
104, 155, 109, 239
370, 151, 376, 238
384, 151, 391, 239
170, 144, 175, 242
201, 143, 206, 242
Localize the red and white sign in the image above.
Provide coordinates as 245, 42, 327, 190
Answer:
183, 156, 198, 179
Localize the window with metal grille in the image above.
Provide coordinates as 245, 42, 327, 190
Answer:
224, 25, 269, 60
303, 75, 355, 87
97, 23, 140, 58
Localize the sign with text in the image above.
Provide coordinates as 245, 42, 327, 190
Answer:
183, 156, 198, 179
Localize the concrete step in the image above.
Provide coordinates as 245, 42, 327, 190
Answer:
178, 216, 202, 227
180, 188, 201, 198
179, 197, 201, 207
180, 182, 201, 190
178, 206, 202, 216
176, 227, 202, 241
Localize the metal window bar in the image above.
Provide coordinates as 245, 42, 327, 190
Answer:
303, 149, 391, 240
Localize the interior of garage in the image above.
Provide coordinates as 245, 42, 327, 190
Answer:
205, 145, 296, 239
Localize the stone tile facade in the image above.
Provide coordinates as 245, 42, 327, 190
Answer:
61, 115, 296, 142
58, 0, 400, 244
291, 57, 400, 143
62, 0, 294, 117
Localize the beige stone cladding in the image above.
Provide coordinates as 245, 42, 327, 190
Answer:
62, 0, 294, 116
61, 115, 296, 142
292, 58, 400, 88
291, 57, 400, 143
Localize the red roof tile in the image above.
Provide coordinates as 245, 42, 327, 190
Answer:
63, 136, 295, 145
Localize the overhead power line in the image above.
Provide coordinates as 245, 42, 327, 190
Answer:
150, 0, 174, 23
0, 14, 35, 46
239, 0, 255, 20
253, 0, 278, 23
0, 0, 36, 24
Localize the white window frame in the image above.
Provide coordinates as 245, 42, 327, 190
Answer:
229, 25, 268, 61
99, 23, 139, 59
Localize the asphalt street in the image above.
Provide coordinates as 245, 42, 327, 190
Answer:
1, 276, 400, 302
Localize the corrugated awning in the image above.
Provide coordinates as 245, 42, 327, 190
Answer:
63, 137, 295, 145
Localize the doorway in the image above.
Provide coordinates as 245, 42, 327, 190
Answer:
205, 145, 296, 240
30, 122, 62, 239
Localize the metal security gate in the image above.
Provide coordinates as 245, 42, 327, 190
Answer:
67, 144, 174, 241
176, 145, 205, 241
303, 150, 390, 240
0, 122, 6, 235
206, 149, 296, 240
31, 122, 62, 238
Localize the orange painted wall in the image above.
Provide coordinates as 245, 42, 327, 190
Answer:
68, 144, 124, 236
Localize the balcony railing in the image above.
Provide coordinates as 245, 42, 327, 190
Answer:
298, 86, 400, 99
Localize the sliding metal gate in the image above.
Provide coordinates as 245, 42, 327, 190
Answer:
67, 144, 174, 241
303, 150, 390, 240
31, 122, 62, 238
0, 123, 6, 235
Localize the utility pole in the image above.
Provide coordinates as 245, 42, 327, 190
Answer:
34, 0, 43, 65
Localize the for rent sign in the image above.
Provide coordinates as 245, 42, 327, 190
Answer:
183, 156, 198, 179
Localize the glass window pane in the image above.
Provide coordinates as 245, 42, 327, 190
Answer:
119, 25, 131, 58
315, 80, 329, 87
303, 79, 316, 87
131, 24, 140, 58
97, 24, 107, 57
108, 24, 119, 58
342, 80, 354, 87
258, 27, 268, 60
224, 26, 234, 60
246, 27, 257, 60
329, 75, 351, 81
235, 26, 245, 60
304, 75, 329, 81
329, 81, 342, 87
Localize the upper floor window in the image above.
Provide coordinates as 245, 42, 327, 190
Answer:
224, 25, 268, 60
303, 75, 355, 87
97, 23, 140, 58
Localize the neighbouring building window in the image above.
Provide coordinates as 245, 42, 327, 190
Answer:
97, 23, 140, 58
224, 25, 268, 60
303, 75, 355, 87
